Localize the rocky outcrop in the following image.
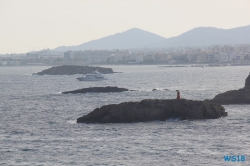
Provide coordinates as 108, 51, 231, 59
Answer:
208, 74, 250, 104
35, 65, 113, 75
152, 88, 169, 91
77, 99, 227, 123
63, 86, 129, 94
208, 88, 250, 104
245, 73, 250, 87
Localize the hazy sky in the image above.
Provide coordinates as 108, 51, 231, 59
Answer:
1, 0, 250, 54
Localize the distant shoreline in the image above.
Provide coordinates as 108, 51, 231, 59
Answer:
1, 63, 250, 67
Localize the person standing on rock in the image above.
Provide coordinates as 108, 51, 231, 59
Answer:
176, 90, 180, 99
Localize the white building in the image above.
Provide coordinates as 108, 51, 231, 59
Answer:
65, 50, 129, 64
64, 51, 74, 64
0, 61, 7, 66
136, 55, 143, 63
218, 53, 228, 62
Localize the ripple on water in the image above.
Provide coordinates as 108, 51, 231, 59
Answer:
0, 66, 250, 165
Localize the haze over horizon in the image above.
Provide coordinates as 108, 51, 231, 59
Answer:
1, 0, 250, 54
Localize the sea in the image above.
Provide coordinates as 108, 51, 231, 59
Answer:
0, 65, 250, 166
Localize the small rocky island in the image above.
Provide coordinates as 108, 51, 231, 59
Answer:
35, 65, 113, 75
63, 86, 129, 94
208, 74, 250, 104
77, 99, 227, 123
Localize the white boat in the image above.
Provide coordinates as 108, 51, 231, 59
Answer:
76, 70, 107, 81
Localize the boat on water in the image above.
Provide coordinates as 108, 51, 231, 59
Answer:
76, 70, 107, 81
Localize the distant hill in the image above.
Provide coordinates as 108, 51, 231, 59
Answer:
54, 28, 166, 51
153, 24, 250, 47
54, 25, 250, 51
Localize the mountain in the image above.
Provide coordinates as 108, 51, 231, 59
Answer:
54, 25, 250, 51
54, 28, 166, 51
154, 24, 250, 47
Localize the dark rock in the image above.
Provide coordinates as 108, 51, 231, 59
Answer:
77, 99, 227, 123
63, 86, 129, 94
152, 88, 169, 91
35, 65, 113, 75
208, 88, 250, 104
245, 73, 250, 88
208, 74, 250, 104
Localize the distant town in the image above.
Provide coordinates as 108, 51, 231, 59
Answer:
1, 44, 250, 67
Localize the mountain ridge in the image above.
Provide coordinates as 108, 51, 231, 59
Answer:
54, 24, 250, 51
154, 25, 250, 47
54, 28, 166, 51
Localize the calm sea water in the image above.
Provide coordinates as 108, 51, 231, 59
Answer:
0, 65, 250, 166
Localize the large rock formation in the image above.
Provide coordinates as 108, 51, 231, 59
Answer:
208, 88, 250, 104
77, 99, 227, 123
63, 86, 129, 94
35, 65, 113, 75
208, 74, 250, 104
245, 73, 250, 87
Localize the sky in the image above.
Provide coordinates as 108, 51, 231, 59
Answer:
1, 0, 250, 54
